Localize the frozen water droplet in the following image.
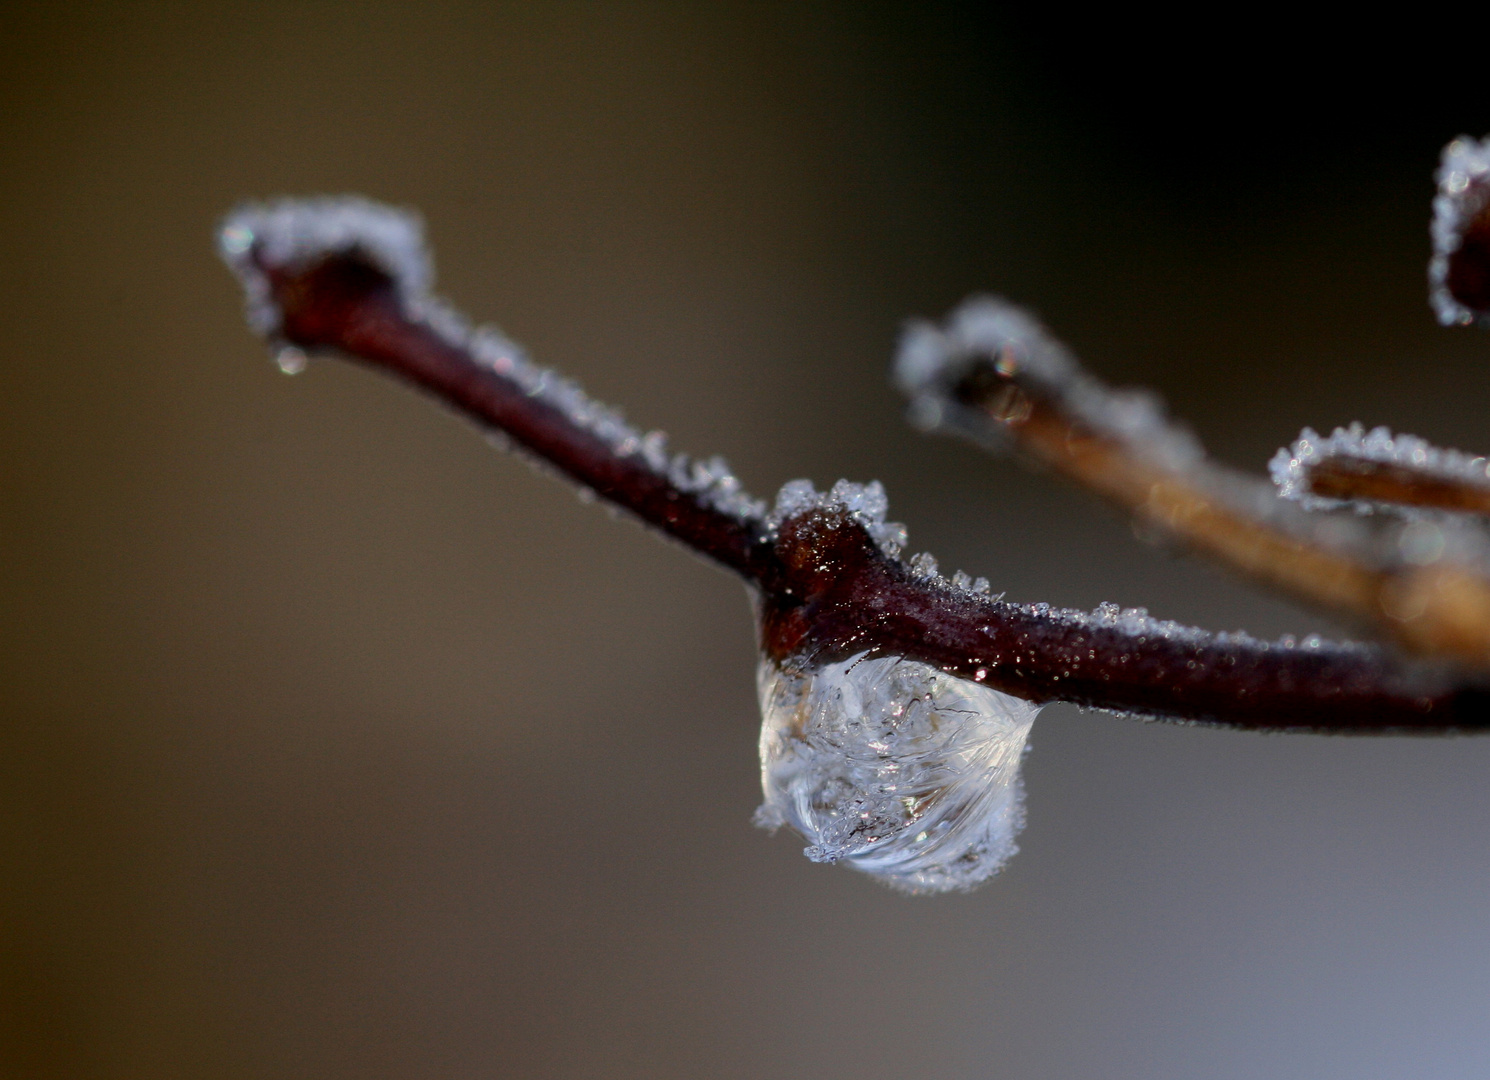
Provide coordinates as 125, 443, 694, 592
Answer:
220, 224, 254, 256
275, 346, 308, 375
755, 652, 1040, 893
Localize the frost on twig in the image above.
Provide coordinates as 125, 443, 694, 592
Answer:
219, 198, 772, 575
1272, 424, 1490, 517
1431, 135, 1490, 327
219, 194, 1490, 892
896, 297, 1490, 668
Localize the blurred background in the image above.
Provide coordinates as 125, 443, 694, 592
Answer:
4, 4, 1490, 1077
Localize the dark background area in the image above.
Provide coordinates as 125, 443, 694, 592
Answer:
3, 4, 1490, 1077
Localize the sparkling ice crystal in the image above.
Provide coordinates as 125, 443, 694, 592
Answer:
755, 652, 1040, 893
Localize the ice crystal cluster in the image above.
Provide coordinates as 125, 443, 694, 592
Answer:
1271, 423, 1490, 511
1430, 135, 1490, 327
217, 197, 766, 523
755, 652, 1040, 893
769, 478, 908, 557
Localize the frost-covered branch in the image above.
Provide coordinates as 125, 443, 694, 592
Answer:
219, 199, 776, 581
219, 196, 1490, 731
1273, 424, 1490, 516
219, 189, 1490, 893
897, 296, 1490, 670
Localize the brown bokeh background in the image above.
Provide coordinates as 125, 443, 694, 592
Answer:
4, 5, 1490, 1077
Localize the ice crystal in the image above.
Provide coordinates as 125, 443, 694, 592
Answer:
908, 551, 941, 580
755, 652, 1040, 893
218, 196, 766, 523
1270, 423, 1490, 511
1430, 135, 1490, 327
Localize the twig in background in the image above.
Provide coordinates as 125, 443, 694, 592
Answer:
895, 298, 1490, 667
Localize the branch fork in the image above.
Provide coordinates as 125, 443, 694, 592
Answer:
218, 141, 1490, 887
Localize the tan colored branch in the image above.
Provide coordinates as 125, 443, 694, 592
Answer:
899, 300, 1490, 671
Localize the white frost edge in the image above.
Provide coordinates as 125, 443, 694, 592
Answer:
895, 295, 1203, 471
1270, 423, 1490, 512
218, 196, 432, 337
1430, 135, 1490, 327
1062, 600, 1366, 657
217, 196, 767, 524
769, 478, 907, 558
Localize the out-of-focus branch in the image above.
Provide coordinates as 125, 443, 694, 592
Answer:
1304, 458, 1490, 514
219, 197, 1490, 731
1432, 135, 1490, 327
896, 299, 1490, 669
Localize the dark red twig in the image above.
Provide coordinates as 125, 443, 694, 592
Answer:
220, 198, 1490, 732
259, 253, 778, 581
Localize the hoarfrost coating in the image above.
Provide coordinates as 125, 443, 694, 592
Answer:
219, 197, 433, 338
769, 478, 909, 558
755, 652, 1040, 893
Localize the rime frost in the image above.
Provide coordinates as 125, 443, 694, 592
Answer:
769, 478, 908, 557
218, 196, 766, 523
1271, 423, 1490, 511
1430, 135, 1490, 326
755, 652, 1039, 893
896, 295, 1203, 470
